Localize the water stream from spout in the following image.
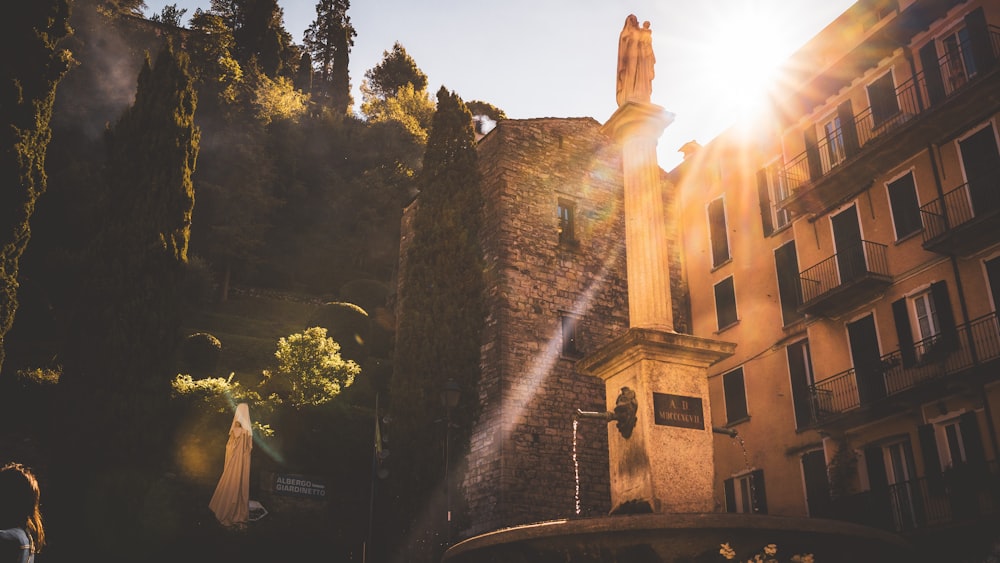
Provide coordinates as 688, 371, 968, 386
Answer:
572, 418, 581, 515
733, 433, 762, 512
734, 433, 750, 471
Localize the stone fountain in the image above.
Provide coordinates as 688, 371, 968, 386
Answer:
443, 14, 915, 563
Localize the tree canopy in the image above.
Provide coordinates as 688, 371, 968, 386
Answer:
363, 42, 428, 100
303, 0, 356, 115
0, 0, 72, 374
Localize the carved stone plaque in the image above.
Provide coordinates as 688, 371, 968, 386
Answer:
653, 392, 704, 430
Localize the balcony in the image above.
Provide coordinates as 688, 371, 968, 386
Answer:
830, 460, 1000, 535
797, 241, 891, 317
809, 311, 1000, 428
920, 169, 1000, 256
778, 27, 1000, 216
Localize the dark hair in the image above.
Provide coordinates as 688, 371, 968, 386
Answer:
0, 463, 45, 552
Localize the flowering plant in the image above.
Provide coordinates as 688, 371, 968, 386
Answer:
720, 542, 814, 563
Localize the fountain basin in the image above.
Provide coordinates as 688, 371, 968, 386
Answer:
443, 513, 915, 562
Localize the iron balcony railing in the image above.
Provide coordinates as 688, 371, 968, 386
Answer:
919, 164, 1000, 247
798, 240, 890, 305
778, 28, 1000, 203
831, 460, 1000, 534
809, 311, 1000, 421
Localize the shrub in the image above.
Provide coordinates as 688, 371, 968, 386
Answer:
180, 332, 222, 377
262, 327, 360, 408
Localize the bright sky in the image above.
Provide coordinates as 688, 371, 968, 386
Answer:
143, 0, 856, 170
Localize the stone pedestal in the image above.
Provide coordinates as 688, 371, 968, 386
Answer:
577, 328, 735, 514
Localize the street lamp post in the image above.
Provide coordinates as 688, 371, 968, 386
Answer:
440, 378, 461, 543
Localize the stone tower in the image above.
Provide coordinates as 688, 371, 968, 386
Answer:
452, 116, 690, 536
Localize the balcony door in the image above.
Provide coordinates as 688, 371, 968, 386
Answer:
848, 314, 885, 405
884, 440, 919, 531
833, 206, 864, 285
958, 124, 1000, 216
986, 256, 1000, 312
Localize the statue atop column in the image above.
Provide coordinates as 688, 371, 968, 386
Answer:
616, 15, 655, 107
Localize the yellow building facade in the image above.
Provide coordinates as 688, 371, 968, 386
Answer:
673, 0, 1000, 556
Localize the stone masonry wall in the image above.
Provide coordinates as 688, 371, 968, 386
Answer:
464, 118, 631, 536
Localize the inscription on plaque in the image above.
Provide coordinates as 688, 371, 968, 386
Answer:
653, 393, 704, 430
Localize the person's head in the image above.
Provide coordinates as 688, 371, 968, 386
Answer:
0, 463, 45, 550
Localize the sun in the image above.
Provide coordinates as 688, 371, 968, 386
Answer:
698, 3, 796, 117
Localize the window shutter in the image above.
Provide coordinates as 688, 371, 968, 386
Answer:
919, 41, 945, 105
917, 423, 944, 493
724, 478, 736, 513
965, 7, 996, 73
804, 127, 822, 181
930, 281, 958, 351
787, 341, 811, 429
887, 173, 921, 239
775, 242, 803, 326
959, 411, 986, 467
864, 445, 889, 491
837, 100, 859, 158
892, 298, 916, 367
709, 198, 730, 267
756, 169, 774, 237
723, 368, 748, 423
751, 469, 768, 514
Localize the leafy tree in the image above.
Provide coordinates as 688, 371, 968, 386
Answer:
0, 0, 72, 374
361, 82, 435, 143
388, 87, 484, 561
303, 0, 356, 115
149, 4, 187, 26
210, 0, 298, 79
263, 326, 360, 407
96, 0, 147, 17
187, 9, 244, 113
250, 69, 309, 124
363, 42, 427, 100
466, 100, 507, 135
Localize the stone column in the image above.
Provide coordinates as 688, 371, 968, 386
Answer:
578, 101, 735, 515
601, 102, 675, 332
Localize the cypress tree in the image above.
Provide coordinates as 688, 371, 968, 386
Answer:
0, 0, 72, 374
388, 87, 484, 561
62, 42, 199, 465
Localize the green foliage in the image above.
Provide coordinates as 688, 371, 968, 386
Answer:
308, 301, 369, 363
362, 41, 427, 100
251, 72, 309, 125
59, 42, 200, 466
720, 542, 814, 563
214, 0, 298, 79
171, 372, 255, 411
303, 0, 355, 114
827, 437, 858, 500
180, 332, 223, 376
466, 100, 507, 121
187, 9, 244, 110
361, 82, 435, 143
388, 86, 484, 558
263, 326, 360, 408
149, 4, 188, 26
15, 365, 61, 387
338, 278, 389, 315
0, 0, 72, 373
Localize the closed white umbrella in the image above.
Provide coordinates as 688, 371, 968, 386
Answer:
208, 402, 252, 527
